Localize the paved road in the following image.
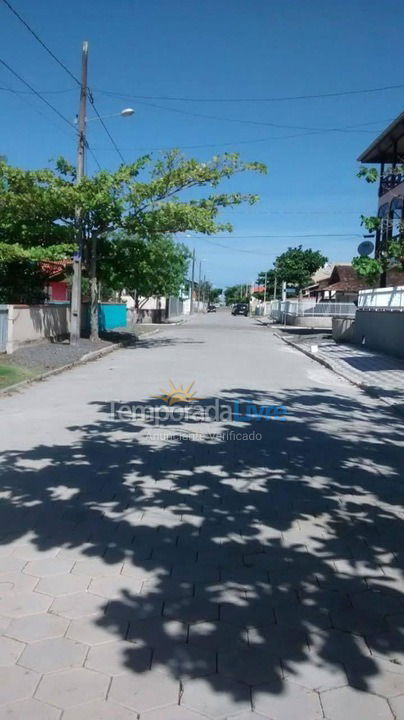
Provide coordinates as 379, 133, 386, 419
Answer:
0, 311, 403, 719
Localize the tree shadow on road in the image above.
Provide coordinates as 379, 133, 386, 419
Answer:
0, 384, 404, 708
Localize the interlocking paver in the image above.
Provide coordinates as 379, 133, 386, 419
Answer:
0, 636, 25, 666
331, 606, 388, 636
35, 573, 91, 596
282, 655, 347, 691
12, 545, 60, 561
389, 694, 404, 720
0, 698, 62, 720
0, 591, 51, 618
109, 670, 180, 712
18, 636, 87, 673
72, 558, 124, 576
67, 617, 128, 645
0, 557, 26, 574
0, 572, 38, 594
346, 657, 404, 698
36, 667, 109, 708
152, 643, 216, 678
252, 679, 322, 719
321, 686, 394, 720
218, 647, 282, 685
5, 613, 69, 642
0, 665, 40, 705
163, 598, 219, 623
127, 619, 187, 648
24, 558, 74, 577
89, 576, 143, 599
181, 676, 251, 718
86, 640, 151, 675
188, 620, 249, 649
62, 699, 137, 719
140, 706, 208, 720
50, 592, 106, 619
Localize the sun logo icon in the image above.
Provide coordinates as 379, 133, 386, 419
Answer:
153, 380, 200, 405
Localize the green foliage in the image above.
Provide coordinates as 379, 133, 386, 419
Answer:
0, 259, 47, 303
224, 285, 250, 305
208, 287, 222, 302
274, 246, 327, 290
360, 215, 381, 233
356, 166, 379, 183
352, 256, 381, 284
0, 151, 266, 333
99, 233, 191, 299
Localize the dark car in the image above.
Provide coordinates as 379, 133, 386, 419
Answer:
207, 303, 216, 312
232, 303, 249, 316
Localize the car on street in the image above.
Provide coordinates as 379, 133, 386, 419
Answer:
207, 304, 216, 312
232, 303, 249, 316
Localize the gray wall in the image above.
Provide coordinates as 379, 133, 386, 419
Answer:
354, 310, 404, 358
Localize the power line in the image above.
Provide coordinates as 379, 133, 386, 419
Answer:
1, 0, 123, 165
1, 0, 81, 86
187, 232, 362, 239
108, 98, 380, 134
0, 55, 77, 131
87, 91, 125, 163
98, 81, 404, 104
0, 85, 75, 94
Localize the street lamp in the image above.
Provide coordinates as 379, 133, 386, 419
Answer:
85, 107, 135, 122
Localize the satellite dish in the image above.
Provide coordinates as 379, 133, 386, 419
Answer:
357, 240, 374, 257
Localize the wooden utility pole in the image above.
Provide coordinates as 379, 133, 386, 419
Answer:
190, 249, 195, 314
70, 41, 88, 345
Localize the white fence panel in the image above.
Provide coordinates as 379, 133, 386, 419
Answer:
358, 285, 404, 309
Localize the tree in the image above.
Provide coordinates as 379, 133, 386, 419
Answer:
208, 287, 222, 303
255, 269, 278, 299
274, 245, 327, 294
354, 165, 404, 286
99, 233, 190, 300
224, 285, 250, 305
0, 152, 266, 340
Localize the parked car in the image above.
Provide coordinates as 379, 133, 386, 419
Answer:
207, 304, 216, 313
232, 303, 249, 316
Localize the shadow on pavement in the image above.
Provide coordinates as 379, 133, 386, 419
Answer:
0, 384, 403, 708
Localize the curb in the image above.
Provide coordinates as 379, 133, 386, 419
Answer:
274, 331, 404, 420
0, 328, 160, 396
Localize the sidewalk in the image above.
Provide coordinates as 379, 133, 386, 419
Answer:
276, 329, 404, 417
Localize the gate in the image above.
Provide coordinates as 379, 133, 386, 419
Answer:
0, 305, 8, 352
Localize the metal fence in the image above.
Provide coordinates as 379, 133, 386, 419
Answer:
0, 305, 8, 352
269, 300, 357, 321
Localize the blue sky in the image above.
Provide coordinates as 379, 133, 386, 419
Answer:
1, 0, 403, 288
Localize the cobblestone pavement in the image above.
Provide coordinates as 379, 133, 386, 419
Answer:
278, 330, 404, 416
0, 312, 403, 719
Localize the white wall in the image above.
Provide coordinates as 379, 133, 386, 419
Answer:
7, 304, 70, 353
358, 285, 404, 309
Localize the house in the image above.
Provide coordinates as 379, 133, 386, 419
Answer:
40, 260, 71, 303
358, 111, 404, 283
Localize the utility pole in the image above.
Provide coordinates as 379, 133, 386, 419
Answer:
70, 41, 88, 345
273, 273, 277, 300
263, 271, 267, 305
198, 260, 202, 312
190, 248, 195, 314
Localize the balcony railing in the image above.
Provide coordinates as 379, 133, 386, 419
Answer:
379, 173, 404, 197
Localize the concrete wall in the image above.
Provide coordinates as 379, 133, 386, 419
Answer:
285, 315, 332, 329
332, 317, 356, 343
7, 304, 70, 353
353, 309, 404, 358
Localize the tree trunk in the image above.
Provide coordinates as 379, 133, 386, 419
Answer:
89, 234, 99, 342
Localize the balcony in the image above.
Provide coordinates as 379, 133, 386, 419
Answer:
379, 172, 404, 197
